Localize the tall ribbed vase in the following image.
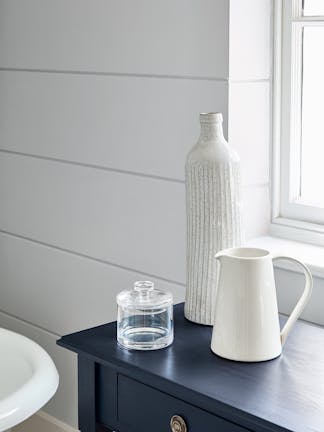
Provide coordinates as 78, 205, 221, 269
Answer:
185, 112, 243, 325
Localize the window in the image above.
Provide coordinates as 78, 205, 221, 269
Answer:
272, 0, 324, 245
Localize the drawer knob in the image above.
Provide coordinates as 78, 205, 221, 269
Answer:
170, 415, 187, 432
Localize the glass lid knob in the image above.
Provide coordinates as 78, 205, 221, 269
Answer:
134, 281, 154, 294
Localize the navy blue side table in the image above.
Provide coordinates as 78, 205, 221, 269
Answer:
57, 303, 324, 432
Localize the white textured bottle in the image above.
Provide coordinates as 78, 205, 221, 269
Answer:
185, 112, 243, 325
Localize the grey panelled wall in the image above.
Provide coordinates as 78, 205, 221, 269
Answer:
0, 0, 271, 428
275, 268, 324, 327
0, 0, 229, 77
0, 71, 228, 181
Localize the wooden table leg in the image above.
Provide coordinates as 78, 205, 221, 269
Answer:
78, 356, 96, 432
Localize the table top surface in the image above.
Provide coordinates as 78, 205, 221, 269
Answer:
58, 303, 324, 432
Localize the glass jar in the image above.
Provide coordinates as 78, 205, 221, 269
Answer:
116, 281, 173, 350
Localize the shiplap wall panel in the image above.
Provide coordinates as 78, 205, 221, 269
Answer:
275, 269, 324, 327
0, 232, 185, 335
0, 154, 268, 288
0, 311, 79, 428
0, 0, 229, 78
0, 71, 228, 182
0, 153, 186, 283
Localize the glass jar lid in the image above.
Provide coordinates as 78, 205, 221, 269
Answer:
116, 281, 173, 309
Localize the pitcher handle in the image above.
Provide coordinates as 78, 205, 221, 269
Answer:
272, 255, 313, 346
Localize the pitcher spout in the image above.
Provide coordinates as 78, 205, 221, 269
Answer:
215, 247, 270, 261
214, 251, 223, 261
214, 249, 231, 261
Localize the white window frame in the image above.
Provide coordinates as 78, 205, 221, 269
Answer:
271, 0, 324, 246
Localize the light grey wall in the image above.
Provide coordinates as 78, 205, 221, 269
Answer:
0, 0, 271, 427
276, 268, 324, 327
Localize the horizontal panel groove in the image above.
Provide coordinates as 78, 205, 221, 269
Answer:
0, 68, 270, 84
0, 67, 228, 82
0, 228, 186, 288
0, 308, 60, 338
0, 149, 185, 185
229, 78, 271, 84
0, 150, 268, 189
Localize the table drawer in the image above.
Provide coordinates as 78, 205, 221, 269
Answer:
117, 375, 249, 432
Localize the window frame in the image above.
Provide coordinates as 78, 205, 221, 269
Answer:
271, 0, 324, 246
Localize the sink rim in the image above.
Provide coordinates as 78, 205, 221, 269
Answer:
0, 328, 59, 431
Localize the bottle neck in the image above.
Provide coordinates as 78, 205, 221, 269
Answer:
200, 121, 224, 141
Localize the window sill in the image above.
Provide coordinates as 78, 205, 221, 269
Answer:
270, 217, 324, 247
247, 235, 324, 279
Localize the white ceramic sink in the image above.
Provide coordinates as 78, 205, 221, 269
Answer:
0, 328, 59, 431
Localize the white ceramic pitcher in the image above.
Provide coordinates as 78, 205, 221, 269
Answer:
211, 247, 312, 362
